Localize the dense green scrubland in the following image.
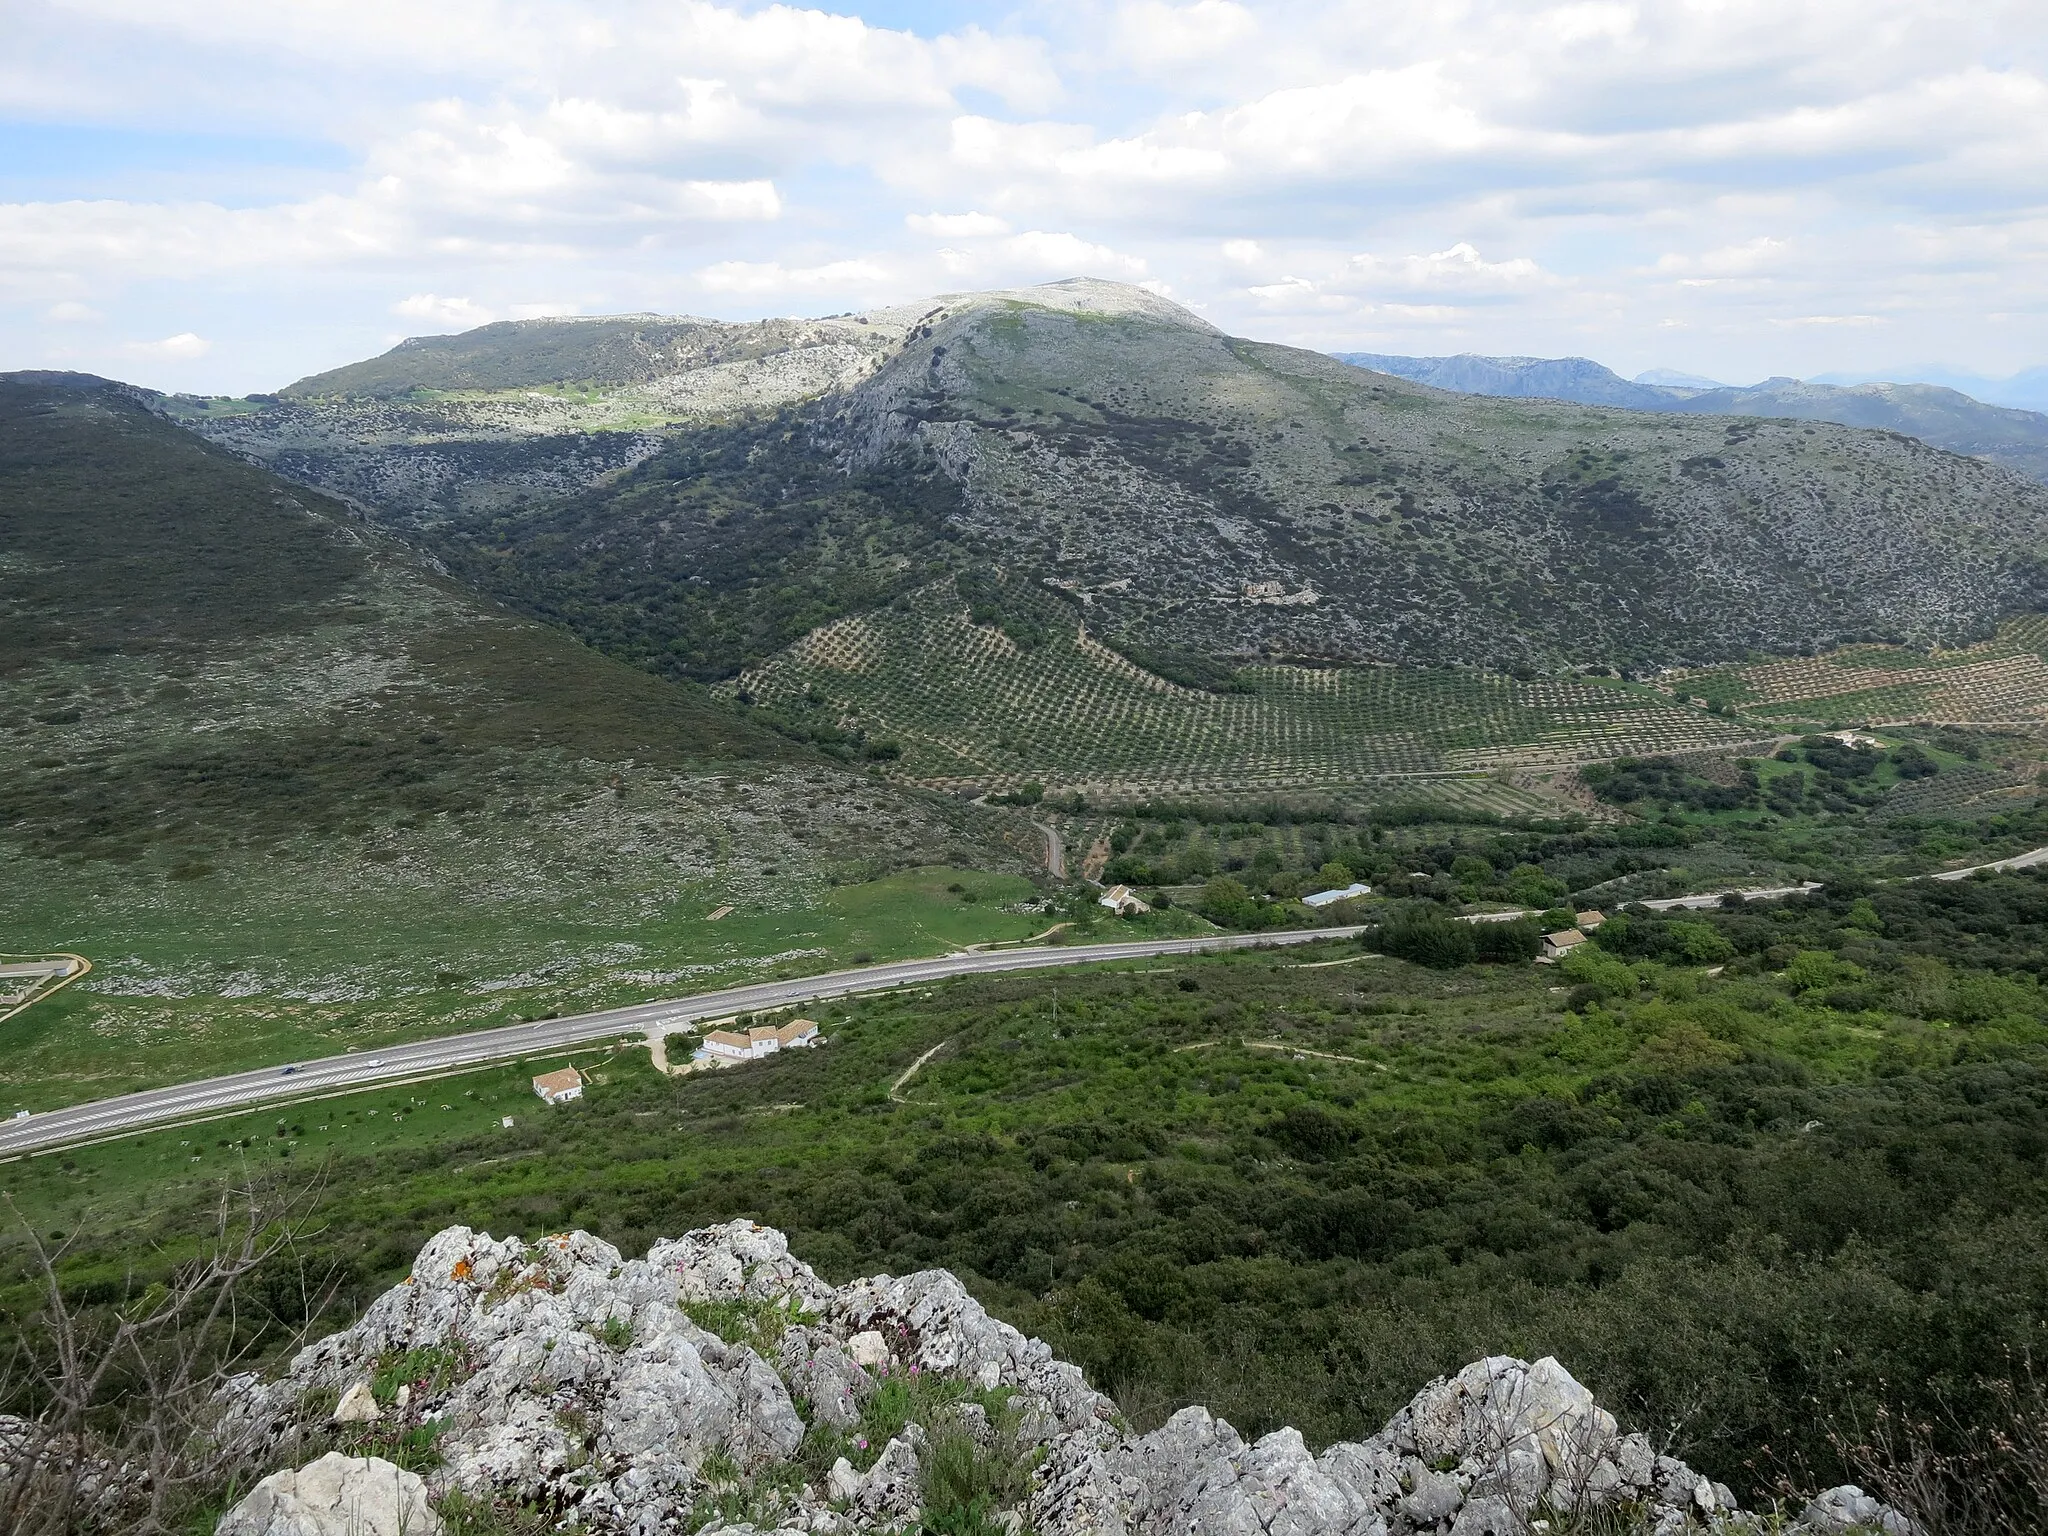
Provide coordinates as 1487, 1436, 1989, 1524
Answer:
15, 872, 2048, 1504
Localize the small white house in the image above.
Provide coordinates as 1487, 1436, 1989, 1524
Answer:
532, 1067, 583, 1104
1538, 929, 1590, 964
1098, 884, 1151, 916
699, 1018, 820, 1063
700, 1029, 757, 1061
776, 1018, 820, 1049
1303, 881, 1373, 908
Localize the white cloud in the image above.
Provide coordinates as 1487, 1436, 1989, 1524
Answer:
1111, 1, 1256, 67
695, 258, 893, 296
907, 211, 1011, 237
46, 300, 101, 321
394, 293, 496, 327
4, 0, 2048, 386
1348, 243, 1552, 295
126, 332, 210, 358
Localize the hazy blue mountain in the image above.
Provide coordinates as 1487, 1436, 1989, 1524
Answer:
1812, 365, 2048, 415
1336, 351, 2048, 485
1332, 352, 1676, 409
1635, 367, 1730, 389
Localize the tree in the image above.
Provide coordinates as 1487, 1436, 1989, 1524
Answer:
1375, 906, 1477, 969
0, 1177, 330, 1535
1473, 918, 1541, 964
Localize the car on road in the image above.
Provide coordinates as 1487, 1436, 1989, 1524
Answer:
280, 1065, 297, 1075
367, 1058, 384, 1067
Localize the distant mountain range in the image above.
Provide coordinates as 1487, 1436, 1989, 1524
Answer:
1814, 366, 2048, 414
1332, 352, 2048, 485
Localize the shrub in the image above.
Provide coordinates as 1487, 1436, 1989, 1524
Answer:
1375, 907, 1476, 969
1472, 918, 1540, 964
1560, 944, 1640, 1000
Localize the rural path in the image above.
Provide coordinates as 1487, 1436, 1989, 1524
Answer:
0, 926, 1364, 1158
889, 1038, 952, 1102
1632, 844, 2048, 911
1640, 883, 1823, 911
1036, 823, 1066, 878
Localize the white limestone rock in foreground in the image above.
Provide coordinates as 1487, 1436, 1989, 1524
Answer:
216, 1452, 439, 1536
213, 1220, 1914, 1536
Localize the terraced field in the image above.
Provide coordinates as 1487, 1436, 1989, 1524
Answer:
1683, 615, 2048, 725
733, 584, 1761, 801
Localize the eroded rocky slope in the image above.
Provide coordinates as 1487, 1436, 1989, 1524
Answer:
207, 1221, 1908, 1535
181, 281, 2048, 679
819, 282, 2048, 672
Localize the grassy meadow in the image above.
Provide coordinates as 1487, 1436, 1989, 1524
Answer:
0, 865, 1066, 1109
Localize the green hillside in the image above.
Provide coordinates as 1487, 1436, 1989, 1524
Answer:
1673, 615, 2048, 729
0, 374, 1033, 1105
283, 314, 757, 398
829, 282, 2048, 672
181, 281, 2048, 684
23, 875, 2048, 1510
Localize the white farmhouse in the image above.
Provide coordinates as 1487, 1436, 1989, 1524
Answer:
532, 1067, 583, 1104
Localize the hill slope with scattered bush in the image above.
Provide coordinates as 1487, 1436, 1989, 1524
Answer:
0, 372, 1030, 1099
183, 282, 2048, 683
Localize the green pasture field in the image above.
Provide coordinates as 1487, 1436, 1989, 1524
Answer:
0, 865, 1065, 1110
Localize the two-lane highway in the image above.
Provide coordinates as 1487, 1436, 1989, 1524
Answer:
0, 926, 1364, 1159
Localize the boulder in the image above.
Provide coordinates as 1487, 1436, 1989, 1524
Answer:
852, 1428, 924, 1523
1316, 1438, 1403, 1510
1797, 1484, 1921, 1535
1169, 1427, 1386, 1536
827, 1456, 863, 1503
215, 1453, 440, 1536
778, 1326, 874, 1428
1448, 1494, 1519, 1536
1383, 1355, 1617, 1510
330, 1381, 379, 1424
830, 1267, 1116, 1432
1397, 1461, 1463, 1526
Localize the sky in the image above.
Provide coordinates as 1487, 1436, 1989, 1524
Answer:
4, 0, 2047, 396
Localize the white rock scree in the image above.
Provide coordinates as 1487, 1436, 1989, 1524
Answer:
197, 1221, 1911, 1535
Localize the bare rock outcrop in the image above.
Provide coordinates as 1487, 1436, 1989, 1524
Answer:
215, 1453, 439, 1536
209, 1221, 1915, 1536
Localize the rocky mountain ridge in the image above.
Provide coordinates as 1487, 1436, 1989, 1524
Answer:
201, 1220, 1910, 1536
171, 279, 2048, 677
1335, 352, 2048, 487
